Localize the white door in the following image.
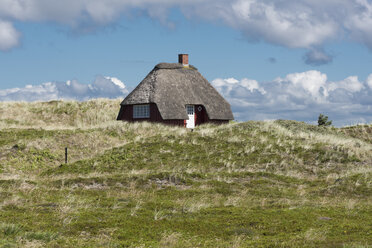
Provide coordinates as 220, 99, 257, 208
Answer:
186, 105, 195, 128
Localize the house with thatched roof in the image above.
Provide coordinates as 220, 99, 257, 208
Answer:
117, 54, 233, 128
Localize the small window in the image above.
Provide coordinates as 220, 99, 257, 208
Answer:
186, 105, 194, 115
133, 105, 150, 118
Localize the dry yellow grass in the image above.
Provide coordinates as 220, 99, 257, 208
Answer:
0, 99, 121, 129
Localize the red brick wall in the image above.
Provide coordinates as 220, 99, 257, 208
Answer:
117, 105, 133, 121
117, 103, 184, 126
195, 105, 229, 126
195, 105, 207, 125
117, 103, 228, 127
178, 54, 189, 65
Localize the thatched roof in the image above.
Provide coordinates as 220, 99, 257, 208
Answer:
121, 63, 234, 120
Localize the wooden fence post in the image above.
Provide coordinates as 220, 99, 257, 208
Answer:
65, 147, 68, 164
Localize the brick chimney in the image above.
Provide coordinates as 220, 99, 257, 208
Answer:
178, 54, 189, 67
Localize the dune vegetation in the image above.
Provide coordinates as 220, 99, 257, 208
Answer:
0, 99, 371, 247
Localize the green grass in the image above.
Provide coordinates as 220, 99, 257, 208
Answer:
0, 100, 371, 247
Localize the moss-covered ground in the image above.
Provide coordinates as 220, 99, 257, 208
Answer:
0, 100, 371, 247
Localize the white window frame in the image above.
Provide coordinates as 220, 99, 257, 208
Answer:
133, 104, 150, 119
186, 105, 194, 115
186, 105, 195, 129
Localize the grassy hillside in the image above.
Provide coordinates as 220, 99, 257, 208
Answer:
0, 99, 371, 247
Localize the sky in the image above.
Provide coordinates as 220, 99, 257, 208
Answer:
1, 0, 372, 126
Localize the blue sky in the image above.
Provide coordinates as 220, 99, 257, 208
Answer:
3, 14, 372, 87
1, 0, 372, 126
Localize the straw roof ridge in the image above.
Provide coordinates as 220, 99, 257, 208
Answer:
155, 63, 198, 70
121, 63, 234, 120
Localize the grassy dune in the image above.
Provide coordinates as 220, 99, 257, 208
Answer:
0, 99, 371, 247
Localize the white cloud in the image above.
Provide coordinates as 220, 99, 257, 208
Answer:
240, 78, 266, 94
274, 70, 328, 103
328, 76, 364, 93
0, 76, 128, 101
0, 20, 20, 51
212, 71, 372, 126
344, 0, 372, 50
1, 0, 372, 54
228, 0, 337, 48
105, 76, 126, 89
303, 48, 333, 66
366, 74, 372, 89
